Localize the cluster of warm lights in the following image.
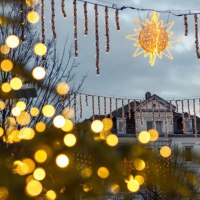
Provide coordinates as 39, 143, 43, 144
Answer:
91, 118, 119, 147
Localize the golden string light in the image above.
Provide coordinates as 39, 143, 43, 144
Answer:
122, 99, 125, 119
105, 6, 110, 53
94, 4, 100, 75
115, 9, 120, 31
194, 14, 200, 59
20, 0, 25, 42
164, 102, 167, 135
104, 97, 106, 117
134, 100, 138, 134
51, 0, 56, 39
181, 100, 185, 133
85, 94, 88, 106
41, 0, 45, 43
184, 15, 188, 36
139, 100, 143, 125
158, 101, 161, 120
126, 12, 179, 66
187, 99, 190, 120
115, 98, 118, 111
92, 96, 95, 120
193, 99, 197, 136
152, 100, 155, 129
98, 96, 101, 116
61, 0, 67, 18
83, 2, 88, 35
79, 94, 82, 119
110, 97, 112, 119
128, 99, 131, 119
170, 101, 173, 126
73, 0, 78, 58
74, 94, 77, 122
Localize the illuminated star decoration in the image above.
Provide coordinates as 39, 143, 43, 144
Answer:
126, 12, 179, 66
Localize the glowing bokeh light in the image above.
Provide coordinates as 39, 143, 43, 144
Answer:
34, 43, 47, 56
63, 133, 77, 147
97, 167, 109, 179
56, 82, 70, 95
26, 180, 42, 197
91, 120, 104, 133
6, 35, 20, 48
138, 131, 150, 144
32, 66, 46, 80
34, 150, 47, 163
53, 115, 65, 128
10, 77, 23, 90
56, 154, 69, 168
27, 11, 39, 24
42, 105, 55, 117
160, 146, 172, 158
106, 134, 119, 147
133, 159, 146, 171
1, 59, 13, 72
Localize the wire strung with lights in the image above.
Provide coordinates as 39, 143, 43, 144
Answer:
115, 9, 120, 31
194, 14, 200, 59
51, 0, 56, 39
94, 4, 100, 75
184, 15, 188, 36
20, 0, 25, 42
61, 0, 67, 18
105, 6, 110, 53
73, 0, 78, 58
41, 0, 45, 43
83, 2, 88, 35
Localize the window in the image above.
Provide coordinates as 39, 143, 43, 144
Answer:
185, 147, 192, 161
147, 121, 153, 130
156, 121, 162, 133
117, 119, 126, 134
147, 121, 162, 133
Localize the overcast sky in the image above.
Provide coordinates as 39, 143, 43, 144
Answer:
43, 0, 200, 101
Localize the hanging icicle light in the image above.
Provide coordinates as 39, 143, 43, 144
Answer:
105, 6, 110, 53
73, 0, 78, 58
61, 0, 67, 18
94, 4, 100, 75
51, 0, 56, 38
83, 2, 88, 35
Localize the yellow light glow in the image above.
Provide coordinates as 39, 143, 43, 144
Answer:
53, 115, 65, 128
106, 134, 118, 147
56, 82, 70, 95
0, 44, 10, 54
26, 0, 38, 7
56, 154, 69, 168
26, 180, 42, 197
10, 77, 23, 90
133, 159, 145, 171
2, 82, 11, 93
0, 101, 5, 110
0, 187, 9, 199
30, 107, 39, 117
61, 119, 74, 132
6, 117, 16, 126
33, 168, 46, 181
127, 179, 140, 192
0, 127, 4, 137
16, 101, 26, 111
11, 107, 21, 116
126, 12, 179, 66
32, 66, 46, 80
135, 175, 144, 185
138, 131, 150, 144
97, 167, 109, 179
10, 129, 21, 142
110, 184, 120, 194
63, 133, 77, 147
19, 128, 35, 140
1, 59, 13, 72
34, 150, 47, 163
16, 111, 31, 126
27, 11, 39, 24
34, 43, 47, 56
102, 118, 113, 131
35, 122, 46, 132
22, 158, 36, 174
81, 167, 92, 178
62, 107, 74, 119
91, 120, 104, 133
6, 35, 20, 48
42, 105, 55, 117
148, 129, 159, 142
46, 190, 57, 200
160, 146, 172, 158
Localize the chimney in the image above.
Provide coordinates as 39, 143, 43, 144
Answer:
145, 92, 151, 100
